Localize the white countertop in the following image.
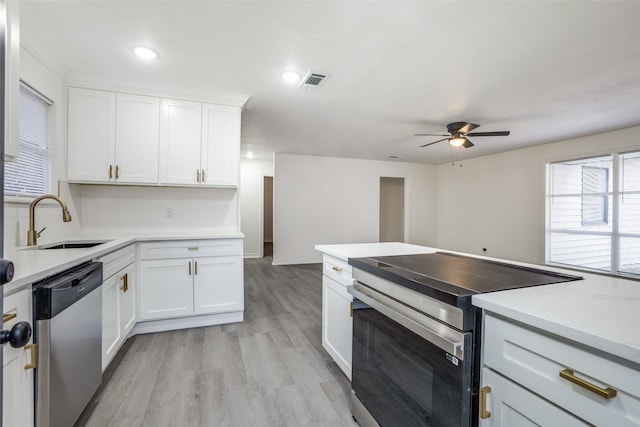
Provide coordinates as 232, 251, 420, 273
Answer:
473, 272, 640, 366
317, 242, 640, 366
3, 231, 244, 294
315, 242, 436, 261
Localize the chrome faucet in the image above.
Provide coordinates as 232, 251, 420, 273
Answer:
27, 194, 72, 246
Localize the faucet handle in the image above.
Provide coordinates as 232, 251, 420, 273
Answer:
36, 227, 46, 238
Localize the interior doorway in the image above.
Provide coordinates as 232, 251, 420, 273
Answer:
263, 176, 273, 256
379, 177, 405, 242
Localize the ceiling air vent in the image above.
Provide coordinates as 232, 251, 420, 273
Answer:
301, 71, 330, 88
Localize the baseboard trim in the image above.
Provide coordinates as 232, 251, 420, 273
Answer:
132, 311, 244, 335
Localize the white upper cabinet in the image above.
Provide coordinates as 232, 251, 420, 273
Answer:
159, 99, 203, 185
68, 87, 241, 187
159, 100, 240, 187
115, 94, 159, 184
201, 104, 240, 187
67, 88, 116, 182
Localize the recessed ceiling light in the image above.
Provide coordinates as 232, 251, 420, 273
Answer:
132, 46, 158, 60
246, 151, 254, 159
280, 71, 301, 83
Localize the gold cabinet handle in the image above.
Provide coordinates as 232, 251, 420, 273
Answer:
196, 169, 201, 183
115, 165, 120, 179
349, 302, 353, 318
331, 266, 343, 272
109, 164, 113, 179
187, 246, 199, 251
24, 343, 37, 370
559, 369, 617, 399
120, 273, 129, 292
188, 261, 192, 276
3, 313, 17, 323
195, 261, 198, 275
201, 169, 205, 183
479, 386, 491, 419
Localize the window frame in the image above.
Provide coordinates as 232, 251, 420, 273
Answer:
545, 150, 640, 278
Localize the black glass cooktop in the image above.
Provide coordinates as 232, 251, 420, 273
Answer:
349, 252, 583, 307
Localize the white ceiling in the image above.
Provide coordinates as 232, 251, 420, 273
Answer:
20, 1, 640, 164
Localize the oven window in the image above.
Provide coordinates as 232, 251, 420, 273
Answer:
352, 305, 472, 427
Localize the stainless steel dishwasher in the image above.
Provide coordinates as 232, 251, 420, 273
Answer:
33, 261, 103, 427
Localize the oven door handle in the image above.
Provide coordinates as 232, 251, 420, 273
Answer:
349, 283, 466, 360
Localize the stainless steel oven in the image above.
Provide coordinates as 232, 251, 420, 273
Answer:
348, 272, 479, 427
347, 252, 583, 427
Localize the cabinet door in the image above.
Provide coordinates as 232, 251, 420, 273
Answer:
201, 104, 240, 187
67, 87, 116, 182
139, 259, 194, 320
193, 256, 243, 315
3, 0, 20, 161
115, 93, 160, 183
102, 273, 121, 370
119, 263, 136, 336
322, 275, 353, 379
480, 368, 589, 427
159, 99, 202, 185
2, 290, 35, 427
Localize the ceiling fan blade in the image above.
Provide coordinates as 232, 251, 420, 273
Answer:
415, 133, 450, 137
462, 137, 474, 148
448, 122, 479, 134
465, 131, 510, 137
420, 138, 448, 148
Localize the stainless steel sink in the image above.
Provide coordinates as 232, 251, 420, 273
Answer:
25, 240, 111, 250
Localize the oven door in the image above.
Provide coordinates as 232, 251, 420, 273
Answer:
350, 284, 474, 427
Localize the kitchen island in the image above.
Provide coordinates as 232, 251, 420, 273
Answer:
317, 242, 640, 425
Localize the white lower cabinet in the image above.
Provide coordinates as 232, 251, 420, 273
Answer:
2, 289, 35, 427
100, 245, 136, 371
320, 255, 354, 379
480, 313, 640, 426
322, 275, 352, 378
138, 239, 243, 322
480, 368, 587, 426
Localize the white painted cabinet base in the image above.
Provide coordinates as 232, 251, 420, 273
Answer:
322, 275, 353, 379
2, 289, 35, 427
480, 368, 588, 427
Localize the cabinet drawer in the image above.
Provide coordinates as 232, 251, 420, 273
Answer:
138, 239, 242, 260
484, 313, 640, 426
323, 255, 353, 287
99, 244, 135, 279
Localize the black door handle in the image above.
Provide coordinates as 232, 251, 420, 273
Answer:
0, 321, 32, 348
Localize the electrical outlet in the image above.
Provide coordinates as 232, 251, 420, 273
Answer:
165, 208, 174, 219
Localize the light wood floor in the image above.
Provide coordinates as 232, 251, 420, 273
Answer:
77, 257, 357, 427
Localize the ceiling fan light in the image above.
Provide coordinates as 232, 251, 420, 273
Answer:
449, 137, 466, 147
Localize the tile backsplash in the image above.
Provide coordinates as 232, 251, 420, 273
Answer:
4, 183, 239, 249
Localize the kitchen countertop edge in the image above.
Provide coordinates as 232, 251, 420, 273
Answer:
4, 232, 245, 294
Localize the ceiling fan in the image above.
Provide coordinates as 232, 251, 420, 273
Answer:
416, 122, 510, 148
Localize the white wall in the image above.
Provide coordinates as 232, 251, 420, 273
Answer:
239, 158, 273, 257
273, 153, 437, 265
435, 125, 640, 264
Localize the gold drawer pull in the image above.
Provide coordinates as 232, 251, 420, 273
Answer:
331, 266, 343, 272
3, 313, 17, 323
349, 302, 353, 318
188, 246, 199, 251
559, 369, 617, 399
24, 343, 37, 370
480, 386, 491, 419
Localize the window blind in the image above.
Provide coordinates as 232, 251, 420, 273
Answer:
4, 84, 52, 196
